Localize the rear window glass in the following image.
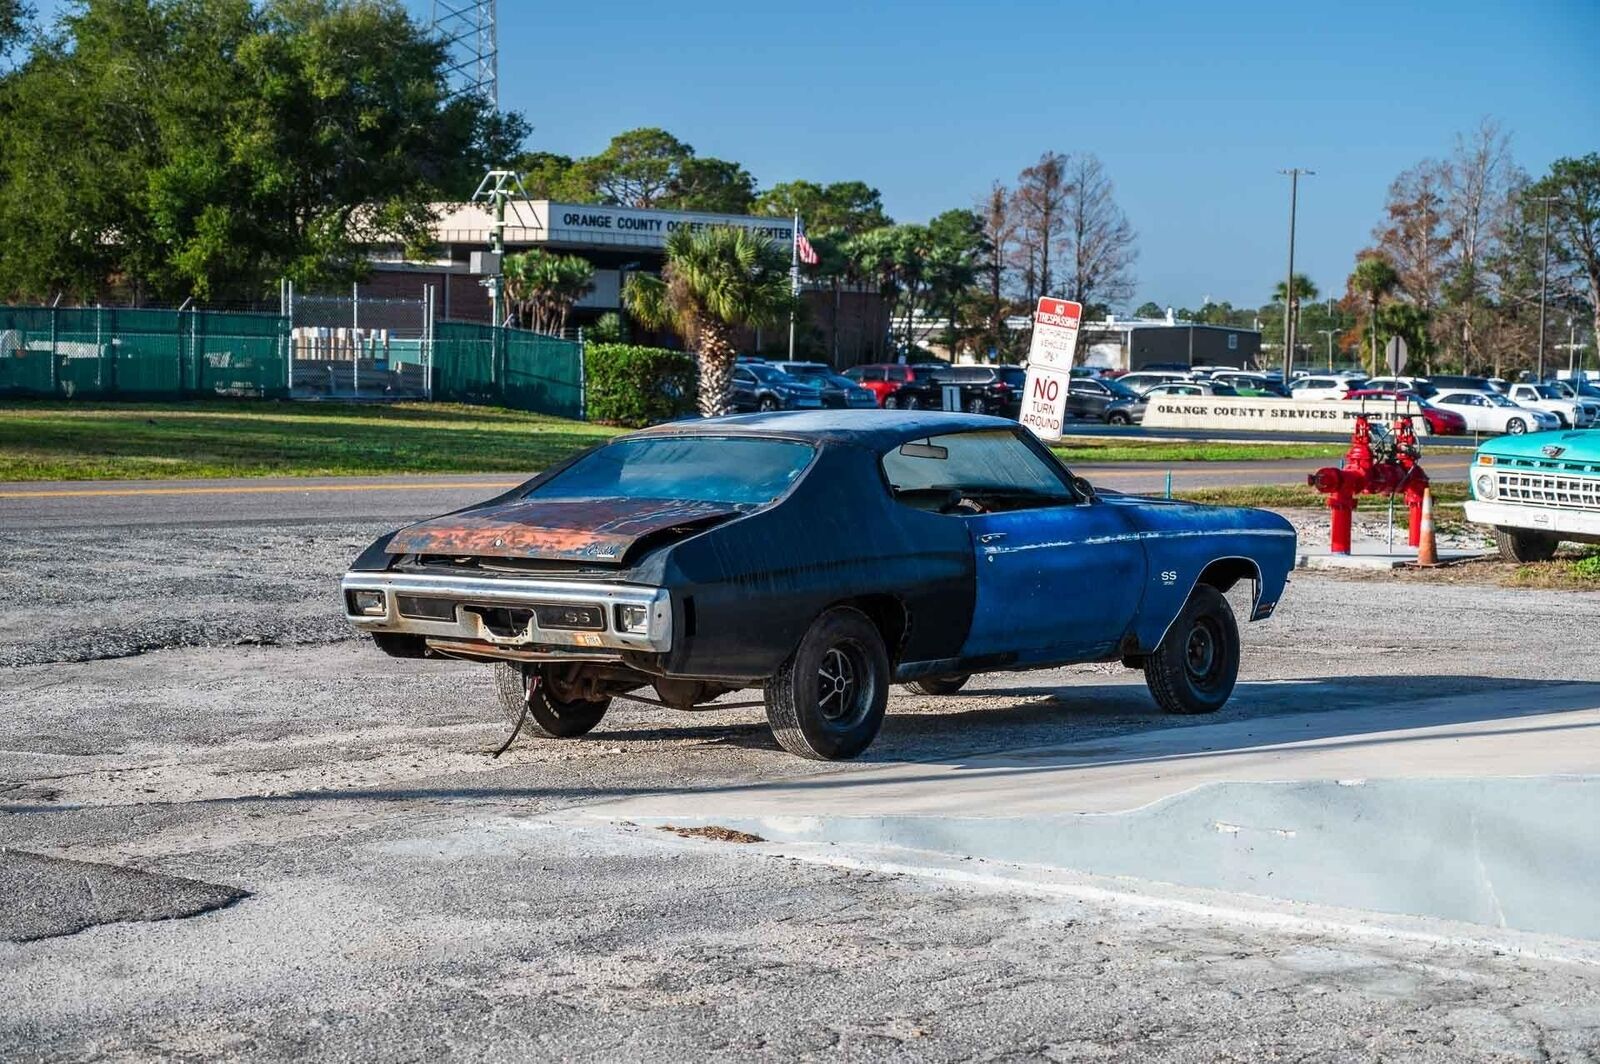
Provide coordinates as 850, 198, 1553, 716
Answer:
887, 366, 910, 381
529, 437, 815, 506
999, 367, 1026, 386
881, 429, 1070, 499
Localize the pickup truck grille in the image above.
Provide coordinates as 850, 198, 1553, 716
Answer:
1496, 470, 1600, 511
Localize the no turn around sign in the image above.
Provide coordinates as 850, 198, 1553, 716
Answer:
1019, 297, 1083, 441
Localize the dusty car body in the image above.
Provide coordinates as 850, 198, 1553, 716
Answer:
342, 411, 1296, 759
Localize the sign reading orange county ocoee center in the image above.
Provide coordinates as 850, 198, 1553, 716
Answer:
1019, 297, 1083, 441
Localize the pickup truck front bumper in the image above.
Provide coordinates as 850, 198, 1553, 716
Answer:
1464, 500, 1600, 543
340, 571, 673, 653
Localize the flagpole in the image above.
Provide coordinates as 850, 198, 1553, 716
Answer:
788, 212, 800, 360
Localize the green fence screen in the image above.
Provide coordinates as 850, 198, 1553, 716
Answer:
0, 306, 291, 400
0, 307, 587, 420
432, 320, 585, 420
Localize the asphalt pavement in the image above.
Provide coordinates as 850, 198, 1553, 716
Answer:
0, 453, 1473, 530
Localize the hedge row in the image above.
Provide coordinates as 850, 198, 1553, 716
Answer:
583, 343, 696, 427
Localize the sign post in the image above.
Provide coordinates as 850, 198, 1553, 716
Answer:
1018, 297, 1083, 441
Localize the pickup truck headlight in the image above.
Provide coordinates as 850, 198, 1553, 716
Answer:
348, 590, 386, 616
1476, 474, 1496, 501
615, 604, 650, 634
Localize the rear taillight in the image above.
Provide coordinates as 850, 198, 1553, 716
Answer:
991, 381, 1011, 391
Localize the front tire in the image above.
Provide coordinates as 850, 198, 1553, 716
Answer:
494, 663, 611, 738
1506, 417, 1528, 435
883, 394, 900, 409
966, 397, 988, 415
1495, 527, 1558, 563
765, 607, 890, 760
758, 396, 780, 413
904, 674, 971, 696
1143, 585, 1239, 715
1108, 411, 1133, 425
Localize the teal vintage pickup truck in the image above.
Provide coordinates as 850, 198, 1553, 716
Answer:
1465, 432, 1600, 561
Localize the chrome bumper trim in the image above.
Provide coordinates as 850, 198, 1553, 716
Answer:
340, 571, 672, 652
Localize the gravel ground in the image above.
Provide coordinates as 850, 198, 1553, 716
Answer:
3, 516, 1598, 1061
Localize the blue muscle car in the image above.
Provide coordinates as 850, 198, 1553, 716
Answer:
341, 411, 1297, 760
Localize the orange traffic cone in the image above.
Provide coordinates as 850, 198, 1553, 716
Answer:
1416, 488, 1439, 566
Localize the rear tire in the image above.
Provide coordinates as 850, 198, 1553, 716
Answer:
1495, 527, 1559, 563
1108, 411, 1133, 425
494, 663, 611, 739
765, 608, 889, 760
904, 674, 971, 696
758, 396, 780, 413
1143, 585, 1239, 715
903, 395, 922, 410
883, 394, 900, 409
1506, 417, 1528, 435
966, 397, 987, 415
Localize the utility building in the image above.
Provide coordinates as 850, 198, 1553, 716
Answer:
1076, 315, 1262, 371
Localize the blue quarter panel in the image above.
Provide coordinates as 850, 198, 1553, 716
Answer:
1098, 495, 1297, 651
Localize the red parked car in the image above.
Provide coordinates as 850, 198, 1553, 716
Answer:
842, 363, 929, 408
1345, 389, 1466, 435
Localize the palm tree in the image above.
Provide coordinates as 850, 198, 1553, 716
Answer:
1349, 255, 1398, 376
622, 226, 793, 417
502, 250, 595, 334
1272, 273, 1320, 306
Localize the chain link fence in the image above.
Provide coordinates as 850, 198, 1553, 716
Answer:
0, 303, 584, 420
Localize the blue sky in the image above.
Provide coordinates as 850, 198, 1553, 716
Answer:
471, 0, 1598, 310
28, 0, 1600, 309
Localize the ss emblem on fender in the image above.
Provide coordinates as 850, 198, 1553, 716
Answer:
1159, 570, 1179, 585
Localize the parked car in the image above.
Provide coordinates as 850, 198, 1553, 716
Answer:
1426, 374, 1495, 392
892, 364, 1027, 416
842, 363, 925, 408
1344, 389, 1466, 435
1104, 381, 1237, 425
1505, 383, 1595, 428
730, 363, 824, 412
1290, 374, 1358, 400
770, 361, 878, 409
1549, 379, 1600, 420
1432, 389, 1561, 434
1467, 430, 1600, 561
1115, 371, 1195, 395
1210, 372, 1290, 397
1363, 376, 1437, 398
342, 411, 1296, 760
1065, 377, 1142, 420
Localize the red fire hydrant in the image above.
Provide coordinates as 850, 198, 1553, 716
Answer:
1307, 415, 1430, 555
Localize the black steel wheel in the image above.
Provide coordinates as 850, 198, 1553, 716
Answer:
904, 674, 971, 696
765, 607, 889, 760
1143, 585, 1239, 715
1494, 527, 1559, 563
494, 663, 611, 739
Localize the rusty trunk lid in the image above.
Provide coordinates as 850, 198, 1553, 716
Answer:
385, 497, 742, 563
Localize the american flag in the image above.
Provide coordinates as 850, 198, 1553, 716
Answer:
795, 227, 819, 266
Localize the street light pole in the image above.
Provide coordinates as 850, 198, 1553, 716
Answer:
1317, 328, 1335, 370
1536, 195, 1557, 382
1279, 168, 1314, 380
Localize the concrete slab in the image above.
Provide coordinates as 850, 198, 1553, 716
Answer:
563, 683, 1600, 942
1297, 546, 1490, 569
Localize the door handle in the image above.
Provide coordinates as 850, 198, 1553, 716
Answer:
978, 532, 1007, 544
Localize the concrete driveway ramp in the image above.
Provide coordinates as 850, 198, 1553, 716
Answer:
653, 777, 1600, 941
0, 849, 247, 943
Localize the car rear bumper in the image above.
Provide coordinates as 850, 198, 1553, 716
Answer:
340, 570, 673, 653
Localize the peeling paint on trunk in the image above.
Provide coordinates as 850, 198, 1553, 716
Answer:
387, 498, 741, 562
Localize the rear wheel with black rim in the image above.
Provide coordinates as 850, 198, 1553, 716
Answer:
1143, 585, 1239, 715
904, 674, 971, 696
494, 663, 611, 738
765, 607, 889, 760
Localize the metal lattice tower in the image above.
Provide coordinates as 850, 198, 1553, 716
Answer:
432, 0, 498, 107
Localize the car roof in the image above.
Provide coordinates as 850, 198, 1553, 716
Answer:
627, 409, 1011, 449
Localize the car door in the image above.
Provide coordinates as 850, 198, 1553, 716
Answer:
934, 433, 1146, 663
1067, 380, 1107, 418
1440, 393, 1487, 431
730, 367, 758, 411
